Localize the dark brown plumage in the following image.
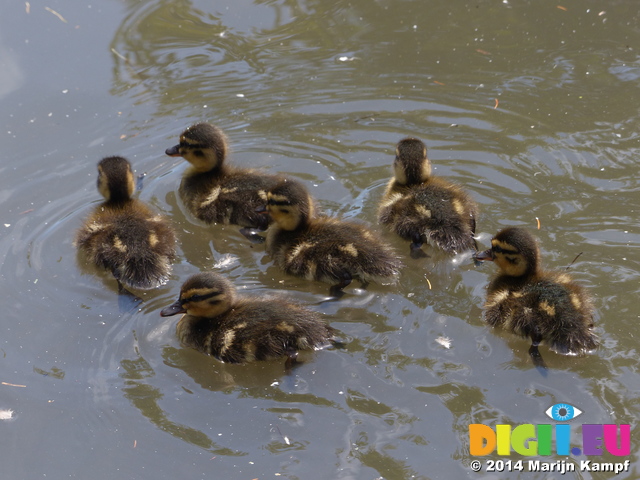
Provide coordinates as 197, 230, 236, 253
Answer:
75, 156, 177, 289
378, 138, 478, 258
476, 227, 597, 366
166, 122, 282, 232
160, 272, 336, 364
264, 179, 403, 295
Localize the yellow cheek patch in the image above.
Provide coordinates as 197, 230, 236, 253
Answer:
539, 300, 556, 317
393, 164, 408, 185
420, 160, 431, 180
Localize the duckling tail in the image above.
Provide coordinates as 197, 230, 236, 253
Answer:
428, 225, 477, 254
112, 251, 171, 290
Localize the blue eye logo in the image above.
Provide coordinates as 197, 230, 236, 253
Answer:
545, 403, 582, 422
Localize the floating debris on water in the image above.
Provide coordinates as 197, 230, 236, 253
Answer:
0, 409, 14, 420
213, 253, 239, 269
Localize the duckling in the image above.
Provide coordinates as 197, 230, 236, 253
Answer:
166, 122, 283, 241
262, 178, 403, 296
378, 138, 478, 259
475, 227, 597, 367
160, 272, 336, 364
75, 156, 177, 290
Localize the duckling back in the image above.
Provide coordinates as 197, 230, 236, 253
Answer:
268, 217, 402, 286
179, 170, 280, 229
178, 300, 335, 363
75, 156, 177, 289
379, 138, 478, 255
265, 179, 402, 288
380, 178, 478, 253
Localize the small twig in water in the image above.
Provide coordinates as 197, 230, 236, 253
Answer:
45, 6, 67, 23
565, 252, 584, 270
274, 426, 291, 445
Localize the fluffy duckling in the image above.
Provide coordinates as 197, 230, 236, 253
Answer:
262, 179, 403, 296
166, 122, 282, 239
476, 227, 597, 367
378, 138, 478, 258
75, 156, 177, 290
160, 272, 336, 364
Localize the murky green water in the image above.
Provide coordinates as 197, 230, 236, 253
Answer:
1, 0, 639, 478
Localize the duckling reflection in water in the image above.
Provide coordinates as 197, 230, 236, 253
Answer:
160, 272, 336, 366
379, 138, 478, 259
166, 122, 283, 242
475, 227, 597, 369
260, 178, 403, 297
75, 156, 177, 292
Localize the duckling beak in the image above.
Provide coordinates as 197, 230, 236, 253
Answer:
160, 299, 186, 317
165, 144, 181, 157
474, 248, 494, 262
255, 205, 269, 215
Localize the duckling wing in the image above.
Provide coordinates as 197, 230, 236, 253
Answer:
380, 182, 477, 253
204, 301, 334, 363
180, 170, 279, 229
484, 279, 597, 355
273, 220, 402, 284
529, 280, 597, 355
413, 184, 477, 252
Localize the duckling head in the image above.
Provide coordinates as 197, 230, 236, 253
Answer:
165, 122, 228, 173
476, 227, 540, 278
393, 138, 431, 185
160, 272, 236, 319
265, 179, 314, 231
97, 156, 135, 203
